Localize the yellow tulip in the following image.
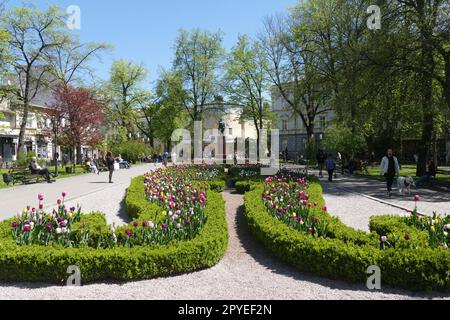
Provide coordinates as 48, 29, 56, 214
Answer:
431, 226, 436, 233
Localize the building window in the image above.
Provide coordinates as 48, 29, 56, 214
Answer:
282, 120, 288, 131
229, 128, 233, 136
320, 116, 326, 129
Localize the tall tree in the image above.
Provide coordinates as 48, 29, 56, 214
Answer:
45, 37, 110, 86
173, 28, 224, 122
50, 84, 104, 165
259, 14, 331, 158
224, 35, 272, 161
0, 1, 11, 103
136, 70, 186, 149
393, 0, 449, 175
5, 3, 69, 153
108, 59, 150, 138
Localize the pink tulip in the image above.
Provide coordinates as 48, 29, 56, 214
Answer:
414, 195, 421, 202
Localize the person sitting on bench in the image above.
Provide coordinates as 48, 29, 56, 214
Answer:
30, 157, 52, 183
416, 159, 436, 187
116, 154, 130, 169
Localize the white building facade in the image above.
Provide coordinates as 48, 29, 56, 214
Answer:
271, 89, 334, 161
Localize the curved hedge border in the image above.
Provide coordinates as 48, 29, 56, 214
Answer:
244, 183, 450, 292
0, 177, 228, 284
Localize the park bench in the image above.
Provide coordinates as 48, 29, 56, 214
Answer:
3, 167, 46, 186
435, 168, 450, 189
436, 168, 450, 176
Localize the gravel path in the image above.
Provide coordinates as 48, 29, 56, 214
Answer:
319, 174, 449, 232
321, 179, 408, 232
0, 189, 447, 300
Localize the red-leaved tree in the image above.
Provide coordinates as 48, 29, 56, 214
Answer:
49, 84, 104, 165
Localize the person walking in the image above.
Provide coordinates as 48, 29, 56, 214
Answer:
380, 148, 400, 197
326, 156, 336, 182
105, 151, 115, 184
316, 149, 327, 178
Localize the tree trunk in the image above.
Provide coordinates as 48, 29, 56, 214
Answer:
445, 53, 450, 112
416, 41, 435, 177
305, 123, 316, 162
76, 145, 83, 164
17, 103, 29, 156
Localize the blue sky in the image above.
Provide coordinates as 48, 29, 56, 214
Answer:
6, 0, 297, 85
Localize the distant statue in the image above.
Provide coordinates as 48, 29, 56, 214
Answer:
218, 120, 226, 135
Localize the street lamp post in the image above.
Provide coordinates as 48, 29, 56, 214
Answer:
47, 116, 66, 177
218, 120, 226, 165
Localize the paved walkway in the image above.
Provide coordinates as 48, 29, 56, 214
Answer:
320, 174, 449, 232
0, 188, 447, 300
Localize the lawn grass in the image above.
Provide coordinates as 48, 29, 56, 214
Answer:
361, 165, 450, 184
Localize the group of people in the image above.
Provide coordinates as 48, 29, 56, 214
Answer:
30, 152, 132, 184
84, 153, 131, 183
316, 149, 337, 182
317, 148, 438, 196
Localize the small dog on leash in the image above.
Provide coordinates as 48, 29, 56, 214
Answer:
397, 176, 415, 196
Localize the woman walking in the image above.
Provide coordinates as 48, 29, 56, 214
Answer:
105, 151, 115, 183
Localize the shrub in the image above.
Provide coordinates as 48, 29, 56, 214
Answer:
111, 140, 149, 163
15, 151, 45, 168
125, 176, 163, 220
0, 172, 228, 283
244, 183, 450, 292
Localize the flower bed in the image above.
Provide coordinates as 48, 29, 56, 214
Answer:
0, 166, 228, 283
244, 177, 450, 292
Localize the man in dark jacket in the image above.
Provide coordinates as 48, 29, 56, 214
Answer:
316, 149, 327, 178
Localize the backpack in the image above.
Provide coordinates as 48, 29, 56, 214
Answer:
326, 159, 335, 171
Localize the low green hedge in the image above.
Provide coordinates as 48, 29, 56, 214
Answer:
244, 183, 450, 292
207, 179, 227, 192
370, 215, 430, 249
0, 178, 228, 284
125, 176, 162, 220
235, 181, 260, 194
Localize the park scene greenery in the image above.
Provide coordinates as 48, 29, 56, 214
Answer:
0, 0, 448, 300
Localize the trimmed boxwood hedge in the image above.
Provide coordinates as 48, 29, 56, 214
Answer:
244, 183, 450, 292
0, 177, 228, 284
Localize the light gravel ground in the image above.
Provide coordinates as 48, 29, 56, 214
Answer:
321, 180, 409, 232
0, 189, 447, 300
